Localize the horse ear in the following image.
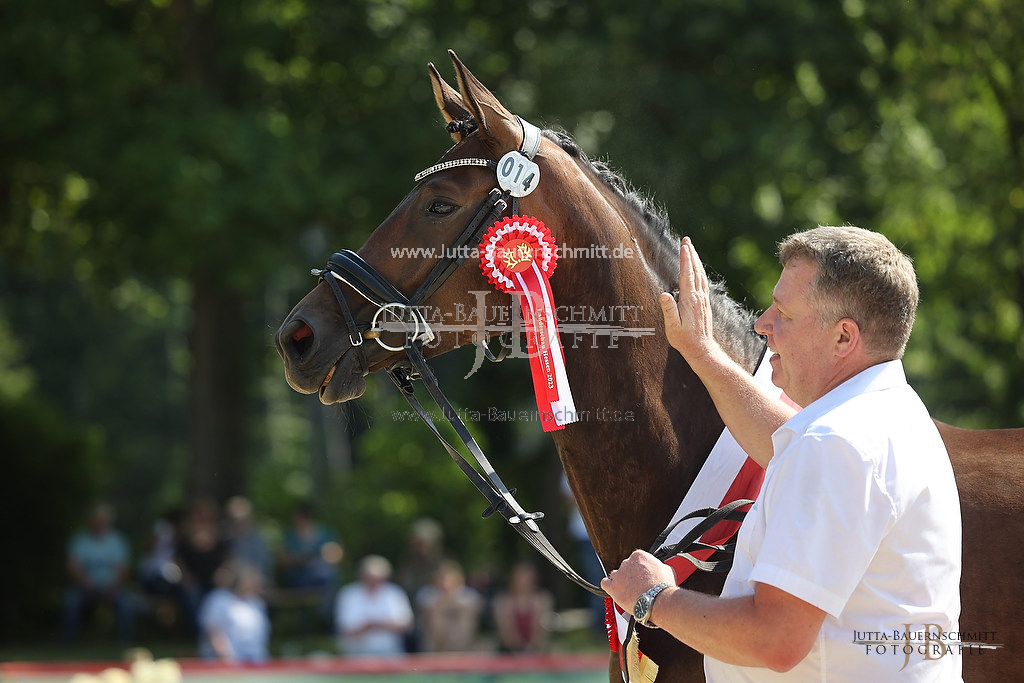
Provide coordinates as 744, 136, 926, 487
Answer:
428, 62, 471, 142
447, 50, 520, 149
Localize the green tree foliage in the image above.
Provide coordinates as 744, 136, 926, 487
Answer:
855, 0, 1024, 426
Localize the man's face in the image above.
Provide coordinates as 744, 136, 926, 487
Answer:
754, 258, 838, 407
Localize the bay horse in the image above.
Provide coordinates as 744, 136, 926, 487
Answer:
275, 52, 1024, 681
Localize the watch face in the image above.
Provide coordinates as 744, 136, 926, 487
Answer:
634, 595, 649, 621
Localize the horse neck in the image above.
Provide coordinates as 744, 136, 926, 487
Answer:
541, 178, 731, 569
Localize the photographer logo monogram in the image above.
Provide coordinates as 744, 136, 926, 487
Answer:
853, 624, 1002, 670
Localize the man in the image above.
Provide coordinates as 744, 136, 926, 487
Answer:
197, 561, 271, 663
62, 502, 134, 643
602, 227, 961, 681
334, 554, 413, 656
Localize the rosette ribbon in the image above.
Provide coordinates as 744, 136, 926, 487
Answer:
479, 216, 577, 431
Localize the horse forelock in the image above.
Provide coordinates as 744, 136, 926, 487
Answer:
446, 117, 478, 139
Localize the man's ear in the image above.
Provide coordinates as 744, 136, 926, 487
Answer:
834, 318, 862, 359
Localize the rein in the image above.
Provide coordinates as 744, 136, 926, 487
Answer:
314, 117, 608, 596
312, 116, 748, 602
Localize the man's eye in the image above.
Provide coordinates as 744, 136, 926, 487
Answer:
428, 200, 457, 216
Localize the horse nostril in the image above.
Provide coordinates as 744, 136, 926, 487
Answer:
292, 323, 314, 356
280, 320, 315, 360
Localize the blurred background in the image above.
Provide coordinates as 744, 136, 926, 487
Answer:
1, 0, 1021, 668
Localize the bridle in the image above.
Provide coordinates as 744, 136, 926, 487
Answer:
312, 116, 612, 595
313, 115, 544, 361
310, 116, 746, 601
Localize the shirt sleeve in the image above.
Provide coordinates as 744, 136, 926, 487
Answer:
748, 432, 897, 617
198, 590, 229, 631
335, 588, 356, 632
388, 585, 414, 628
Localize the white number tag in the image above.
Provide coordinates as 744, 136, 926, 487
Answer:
496, 150, 540, 197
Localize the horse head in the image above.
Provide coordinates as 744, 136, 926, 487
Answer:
275, 50, 653, 405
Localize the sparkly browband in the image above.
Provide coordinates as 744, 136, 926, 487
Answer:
414, 158, 497, 183
413, 117, 542, 183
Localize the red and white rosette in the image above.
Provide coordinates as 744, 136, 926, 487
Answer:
479, 216, 577, 431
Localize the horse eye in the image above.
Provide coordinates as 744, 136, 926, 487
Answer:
428, 199, 458, 217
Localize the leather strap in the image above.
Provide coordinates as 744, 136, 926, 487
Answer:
651, 497, 753, 574
519, 116, 542, 160
389, 341, 607, 597
313, 112, 747, 608
410, 188, 508, 305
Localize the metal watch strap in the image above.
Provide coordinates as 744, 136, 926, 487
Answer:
635, 581, 672, 627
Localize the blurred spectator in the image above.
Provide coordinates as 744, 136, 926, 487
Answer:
224, 496, 272, 583
197, 561, 270, 664
417, 560, 483, 653
280, 502, 340, 590
466, 563, 500, 631
395, 517, 445, 652
395, 517, 445, 603
492, 562, 553, 653
334, 555, 413, 656
176, 498, 230, 632
138, 509, 183, 595
61, 502, 134, 643
137, 509, 185, 632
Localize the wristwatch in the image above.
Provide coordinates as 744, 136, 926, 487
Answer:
633, 581, 672, 627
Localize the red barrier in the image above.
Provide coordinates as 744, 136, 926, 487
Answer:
0, 652, 610, 678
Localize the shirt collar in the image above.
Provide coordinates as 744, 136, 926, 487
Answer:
776, 359, 908, 439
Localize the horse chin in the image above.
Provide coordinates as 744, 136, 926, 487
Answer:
318, 351, 367, 405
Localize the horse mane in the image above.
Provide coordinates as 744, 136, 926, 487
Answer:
447, 117, 765, 371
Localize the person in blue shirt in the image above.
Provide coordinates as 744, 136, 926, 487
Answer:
61, 502, 134, 643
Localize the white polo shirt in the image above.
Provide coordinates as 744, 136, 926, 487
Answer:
335, 581, 414, 656
705, 360, 962, 682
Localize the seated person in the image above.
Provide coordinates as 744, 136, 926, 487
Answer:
492, 562, 553, 653
197, 561, 270, 664
61, 502, 134, 643
176, 497, 230, 632
417, 560, 483, 653
334, 555, 413, 656
280, 502, 339, 590
224, 496, 272, 582
138, 509, 183, 596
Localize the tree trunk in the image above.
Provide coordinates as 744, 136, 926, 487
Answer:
186, 273, 250, 502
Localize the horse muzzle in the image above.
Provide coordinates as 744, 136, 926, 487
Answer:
275, 315, 369, 405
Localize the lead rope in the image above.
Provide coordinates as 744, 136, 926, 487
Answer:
389, 340, 608, 597
617, 497, 753, 682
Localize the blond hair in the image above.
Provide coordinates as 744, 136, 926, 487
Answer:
778, 226, 918, 360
